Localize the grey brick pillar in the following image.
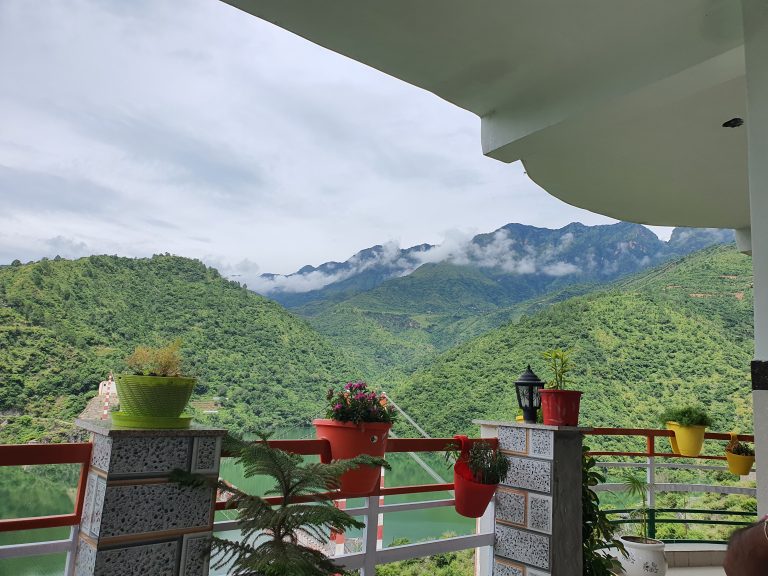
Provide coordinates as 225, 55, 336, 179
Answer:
475, 420, 586, 576
73, 419, 226, 576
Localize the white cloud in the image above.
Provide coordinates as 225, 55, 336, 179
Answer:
0, 0, 660, 277
255, 226, 588, 294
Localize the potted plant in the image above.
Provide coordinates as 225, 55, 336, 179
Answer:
174, 434, 387, 576
725, 433, 755, 476
447, 435, 510, 518
114, 340, 196, 429
617, 473, 667, 576
660, 405, 712, 457
313, 381, 395, 496
582, 446, 625, 576
538, 348, 583, 426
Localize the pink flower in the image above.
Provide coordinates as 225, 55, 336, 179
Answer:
334, 403, 342, 411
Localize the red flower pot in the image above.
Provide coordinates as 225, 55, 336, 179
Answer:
313, 419, 391, 496
453, 461, 497, 518
539, 389, 582, 426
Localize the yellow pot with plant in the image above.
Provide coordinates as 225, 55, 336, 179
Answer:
660, 406, 711, 457
725, 433, 755, 476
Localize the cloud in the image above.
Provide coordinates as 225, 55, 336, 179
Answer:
45, 236, 91, 259
0, 0, 632, 276
254, 227, 585, 294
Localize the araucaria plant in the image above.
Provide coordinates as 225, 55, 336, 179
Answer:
659, 405, 712, 427
125, 340, 184, 377
179, 434, 389, 576
542, 348, 572, 390
326, 381, 395, 424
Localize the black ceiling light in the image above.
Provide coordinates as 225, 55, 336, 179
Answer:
722, 117, 744, 128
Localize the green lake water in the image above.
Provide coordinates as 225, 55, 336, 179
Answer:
1, 429, 472, 575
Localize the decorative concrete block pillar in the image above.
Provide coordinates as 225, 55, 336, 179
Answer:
475, 420, 586, 576
73, 419, 226, 576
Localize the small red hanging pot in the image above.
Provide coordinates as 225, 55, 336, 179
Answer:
452, 435, 498, 518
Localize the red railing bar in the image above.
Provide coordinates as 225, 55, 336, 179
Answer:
0, 513, 80, 532
221, 437, 495, 460
587, 428, 754, 442
216, 482, 456, 510
0, 443, 92, 466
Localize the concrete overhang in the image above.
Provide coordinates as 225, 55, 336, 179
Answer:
224, 0, 748, 229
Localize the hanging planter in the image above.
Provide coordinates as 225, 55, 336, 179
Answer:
449, 435, 509, 518
660, 406, 711, 457
725, 433, 755, 476
539, 348, 582, 426
313, 419, 391, 495
315, 381, 395, 496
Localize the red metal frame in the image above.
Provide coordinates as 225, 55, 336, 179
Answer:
216, 436, 495, 509
585, 427, 754, 460
0, 428, 756, 530
0, 442, 92, 533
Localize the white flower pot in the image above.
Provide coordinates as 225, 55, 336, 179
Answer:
618, 535, 667, 576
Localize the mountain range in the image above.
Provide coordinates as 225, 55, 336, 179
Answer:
254, 223, 735, 380
256, 223, 734, 310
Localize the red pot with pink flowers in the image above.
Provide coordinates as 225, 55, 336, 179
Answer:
313, 381, 395, 496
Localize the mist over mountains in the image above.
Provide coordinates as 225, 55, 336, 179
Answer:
254, 222, 734, 308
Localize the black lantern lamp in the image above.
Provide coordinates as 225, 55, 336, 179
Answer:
515, 365, 545, 424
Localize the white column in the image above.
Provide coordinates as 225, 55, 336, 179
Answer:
742, 0, 768, 517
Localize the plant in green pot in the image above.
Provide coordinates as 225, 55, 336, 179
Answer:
538, 348, 583, 426
660, 405, 711, 457
725, 433, 755, 476
114, 340, 196, 429
446, 435, 510, 518
313, 381, 395, 496
616, 473, 667, 576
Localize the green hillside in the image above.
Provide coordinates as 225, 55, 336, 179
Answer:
392, 245, 754, 437
0, 255, 357, 443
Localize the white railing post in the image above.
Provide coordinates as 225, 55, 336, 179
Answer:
362, 495, 380, 575
64, 524, 79, 576
646, 435, 657, 539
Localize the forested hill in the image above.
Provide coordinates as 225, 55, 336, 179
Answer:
0, 255, 356, 443
391, 245, 755, 438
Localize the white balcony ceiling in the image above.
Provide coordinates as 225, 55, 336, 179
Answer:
224, 0, 749, 229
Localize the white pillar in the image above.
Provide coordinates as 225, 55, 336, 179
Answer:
742, 0, 768, 517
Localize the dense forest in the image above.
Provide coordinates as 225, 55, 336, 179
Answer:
390, 245, 754, 437
0, 255, 357, 443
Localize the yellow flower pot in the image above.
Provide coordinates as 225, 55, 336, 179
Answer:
665, 421, 706, 457
726, 451, 755, 476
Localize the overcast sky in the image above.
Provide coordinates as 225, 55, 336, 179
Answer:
0, 0, 672, 282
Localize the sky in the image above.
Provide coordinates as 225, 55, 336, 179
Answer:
0, 0, 672, 286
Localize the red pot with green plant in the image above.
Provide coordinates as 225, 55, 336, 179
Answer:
313, 381, 395, 496
448, 435, 509, 518
538, 348, 582, 426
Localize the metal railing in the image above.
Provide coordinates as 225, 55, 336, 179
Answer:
0, 428, 758, 574
0, 442, 92, 574
213, 437, 496, 575
585, 428, 757, 542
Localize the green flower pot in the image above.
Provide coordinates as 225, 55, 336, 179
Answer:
115, 375, 195, 418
